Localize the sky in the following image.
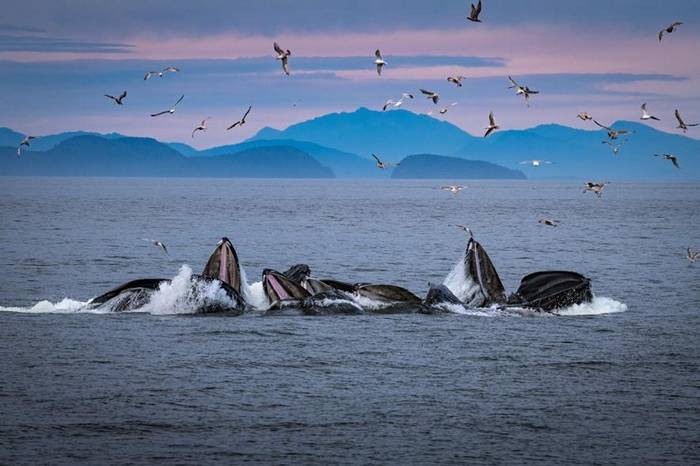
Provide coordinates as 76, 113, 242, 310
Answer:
1, 0, 699, 148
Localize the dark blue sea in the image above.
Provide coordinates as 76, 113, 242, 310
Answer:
1, 177, 699, 465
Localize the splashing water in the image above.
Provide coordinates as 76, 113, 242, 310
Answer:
442, 258, 483, 306
239, 267, 270, 310
136, 265, 236, 315
556, 296, 628, 316
0, 265, 239, 315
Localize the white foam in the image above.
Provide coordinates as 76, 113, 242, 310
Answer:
555, 296, 628, 316
137, 265, 236, 315
0, 298, 91, 314
431, 302, 496, 316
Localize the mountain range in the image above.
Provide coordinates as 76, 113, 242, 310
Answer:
1, 107, 698, 179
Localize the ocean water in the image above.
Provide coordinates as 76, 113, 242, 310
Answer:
0, 177, 699, 465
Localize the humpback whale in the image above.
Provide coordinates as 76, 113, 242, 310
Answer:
86, 232, 593, 315
442, 232, 592, 312
88, 238, 245, 313
262, 266, 363, 314
421, 284, 467, 314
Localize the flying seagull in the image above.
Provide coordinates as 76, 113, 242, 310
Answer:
640, 103, 661, 121
467, 0, 482, 22
374, 49, 386, 76
16, 135, 35, 157
274, 42, 291, 76
420, 89, 440, 104
441, 185, 466, 194
191, 118, 211, 138
687, 248, 699, 264
447, 75, 465, 87
577, 112, 593, 121
593, 120, 631, 140
144, 66, 180, 80
484, 111, 499, 137
674, 109, 698, 133
456, 224, 474, 238
654, 153, 680, 168
104, 91, 127, 105
227, 106, 252, 130
372, 153, 399, 169
438, 102, 458, 115
143, 239, 168, 255
538, 218, 560, 227
150, 95, 184, 117
601, 140, 625, 155
508, 76, 539, 106
520, 159, 552, 167
583, 181, 609, 198
659, 22, 682, 41
382, 93, 414, 111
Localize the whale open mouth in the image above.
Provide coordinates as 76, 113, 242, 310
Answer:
201, 237, 242, 294
262, 268, 311, 304
465, 237, 507, 306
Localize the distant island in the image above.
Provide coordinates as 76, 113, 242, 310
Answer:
0, 136, 335, 178
1, 106, 699, 179
393, 154, 526, 180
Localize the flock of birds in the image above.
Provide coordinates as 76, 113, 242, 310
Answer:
9, 2, 698, 262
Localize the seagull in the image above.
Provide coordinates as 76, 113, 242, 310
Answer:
439, 102, 458, 114
143, 239, 168, 255
456, 224, 474, 238
640, 103, 661, 121
687, 248, 699, 264
659, 22, 682, 41
508, 76, 539, 106
577, 112, 593, 121
538, 218, 560, 227
191, 118, 211, 138
654, 153, 680, 168
447, 75, 466, 87
441, 185, 466, 194
583, 181, 609, 198
16, 135, 35, 157
601, 140, 625, 155
382, 93, 414, 111
508, 76, 539, 105
144, 66, 180, 80
371, 153, 399, 169
150, 95, 184, 117
226, 106, 252, 130
484, 111, 499, 137
467, 0, 482, 22
674, 109, 698, 133
274, 42, 291, 76
420, 89, 440, 104
104, 91, 127, 105
520, 159, 552, 167
593, 120, 631, 140
374, 49, 386, 76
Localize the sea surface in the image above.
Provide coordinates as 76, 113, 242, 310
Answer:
0, 177, 699, 465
